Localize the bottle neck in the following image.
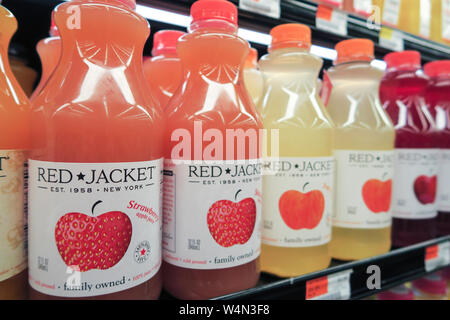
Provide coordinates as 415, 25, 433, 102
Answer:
189, 19, 238, 34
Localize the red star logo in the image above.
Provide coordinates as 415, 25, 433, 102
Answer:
140, 248, 146, 256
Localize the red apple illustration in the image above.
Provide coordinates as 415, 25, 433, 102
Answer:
55, 201, 132, 272
362, 178, 392, 213
414, 175, 437, 204
278, 183, 325, 230
207, 190, 256, 248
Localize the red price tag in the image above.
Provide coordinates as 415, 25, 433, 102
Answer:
426, 245, 439, 261
306, 276, 328, 299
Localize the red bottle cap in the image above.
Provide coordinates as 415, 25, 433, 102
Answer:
412, 273, 447, 296
424, 60, 450, 78
49, 13, 59, 37
191, 0, 238, 26
269, 23, 311, 51
377, 285, 414, 300
384, 51, 421, 70
152, 30, 185, 56
245, 48, 258, 69
335, 39, 374, 64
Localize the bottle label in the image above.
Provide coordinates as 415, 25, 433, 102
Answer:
382, 0, 401, 26
163, 159, 262, 270
0, 150, 27, 282
419, 0, 431, 38
438, 149, 450, 212
392, 149, 439, 219
261, 157, 334, 247
28, 159, 163, 297
333, 150, 394, 229
353, 0, 372, 15
443, 0, 450, 41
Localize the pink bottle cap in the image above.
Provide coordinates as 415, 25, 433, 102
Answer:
412, 273, 447, 296
191, 0, 238, 26
377, 285, 414, 300
152, 30, 185, 56
424, 60, 450, 78
384, 51, 421, 70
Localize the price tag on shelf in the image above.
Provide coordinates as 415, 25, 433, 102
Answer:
306, 269, 353, 300
379, 27, 404, 51
425, 241, 450, 272
239, 0, 280, 19
316, 5, 348, 37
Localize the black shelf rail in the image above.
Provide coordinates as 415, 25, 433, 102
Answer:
211, 236, 450, 300
139, 0, 450, 62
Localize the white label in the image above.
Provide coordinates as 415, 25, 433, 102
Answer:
333, 150, 394, 229
262, 157, 333, 247
438, 149, 450, 212
379, 27, 404, 51
163, 159, 262, 270
419, 0, 431, 38
28, 159, 163, 297
443, 0, 450, 41
425, 241, 450, 272
353, 0, 372, 14
382, 0, 401, 26
306, 269, 353, 300
392, 149, 439, 219
316, 7, 348, 36
239, 0, 280, 19
0, 150, 27, 282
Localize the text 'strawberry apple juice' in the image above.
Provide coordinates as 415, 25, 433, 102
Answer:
0, 5, 30, 300
424, 60, 450, 237
258, 24, 334, 277
380, 51, 439, 247
143, 30, 185, 110
30, 16, 61, 102
28, 0, 164, 300
162, 0, 262, 299
244, 48, 264, 111
327, 39, 395, 261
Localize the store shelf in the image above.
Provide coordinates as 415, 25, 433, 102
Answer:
212, 236, 450, 300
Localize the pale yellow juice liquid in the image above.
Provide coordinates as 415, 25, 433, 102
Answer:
244, 67, 264, 112
259, 48, 334, 277
326, 62, 395, 260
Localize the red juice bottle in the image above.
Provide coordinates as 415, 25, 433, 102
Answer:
162, 0, 262, 299
424, 60, 450, 237
380, 51, 439, 247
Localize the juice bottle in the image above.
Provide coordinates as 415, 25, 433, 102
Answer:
162, 0, 262, 299
143, 30, 185, 110
258, 23, 334, 277
376, 284, 414, 300
0, 4, 30, 300
424, 60, 450, 237
327, 39, 395, 261
243, 48, 263, 111
381, 0, 402, 28
30, 17, 61, 101
412, 273, 448, 300
442, 267, 450, 299
380, 51, 439, 247
344, 0, 374, 17
28, 0, 164, 300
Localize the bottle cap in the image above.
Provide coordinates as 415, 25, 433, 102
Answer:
335, 39, 374, 64
111, 0, 136, 9
269, 23, 311, 51
245, 48, 258, 68
384, 51, 421, 70
152, 30, 185, 56
191, 0, 238, 26
377, 285, 414, 300
424, 60, 450, 78
412, 274, 447, 296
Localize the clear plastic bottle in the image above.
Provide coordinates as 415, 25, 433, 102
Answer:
380, 51, 439, 247
258, 23, 334, 277
327, 39, 395, 261
244, 48, 264, 111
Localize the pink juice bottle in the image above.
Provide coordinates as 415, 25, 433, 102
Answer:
424, 60, 450, 237
380, 51, 439, 247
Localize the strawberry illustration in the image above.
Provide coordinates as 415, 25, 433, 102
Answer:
207, 190, 256, 248
55, 210, 132, 272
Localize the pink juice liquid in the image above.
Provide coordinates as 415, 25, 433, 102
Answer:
380, 64, 438, 247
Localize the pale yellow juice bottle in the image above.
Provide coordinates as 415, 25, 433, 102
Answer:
259, 23, 334, 277
244, 48, 264, 111
326, 39, 395, 261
